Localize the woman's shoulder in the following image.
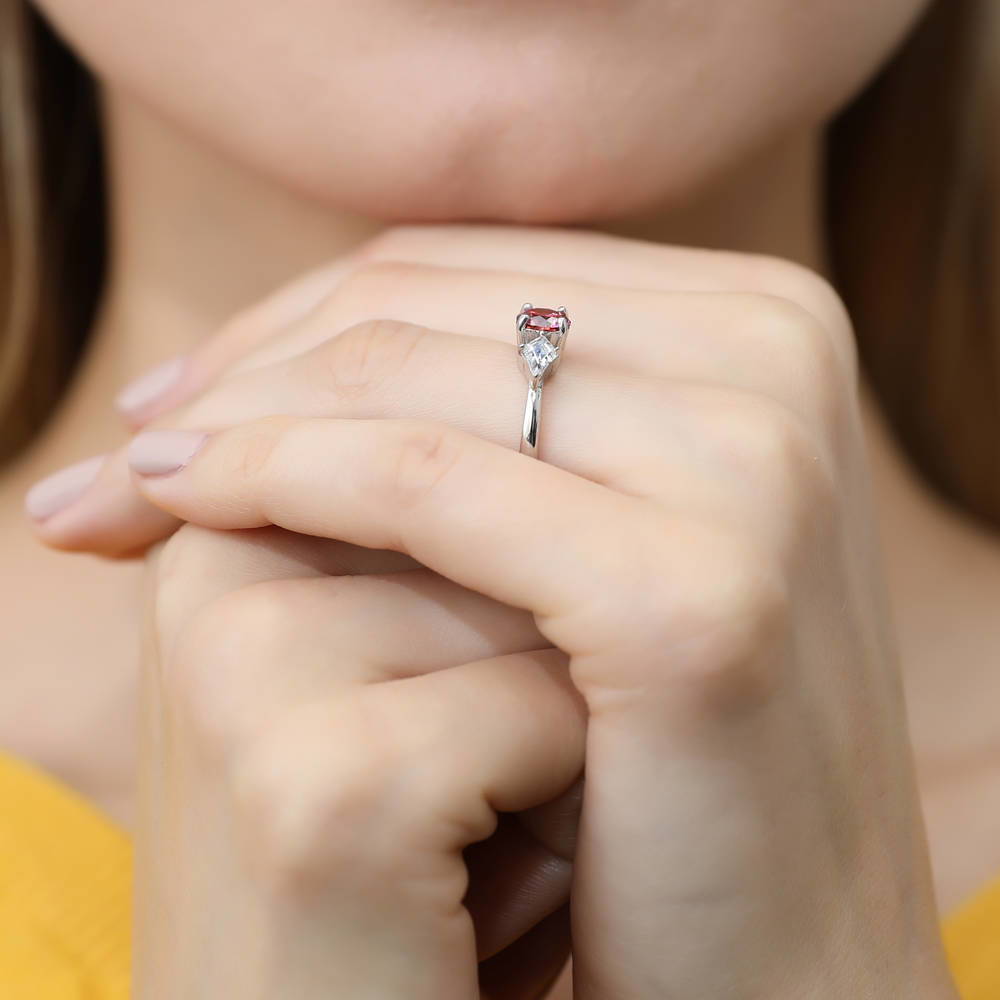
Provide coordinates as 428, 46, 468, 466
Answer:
0, 749, 131, 999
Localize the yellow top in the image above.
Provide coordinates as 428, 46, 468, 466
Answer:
0, 752, 130, 1000
0, 749, 996, 999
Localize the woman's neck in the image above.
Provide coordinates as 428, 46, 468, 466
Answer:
3, 94, 1000, 894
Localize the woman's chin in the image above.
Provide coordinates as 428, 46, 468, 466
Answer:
251, 126, 724, 228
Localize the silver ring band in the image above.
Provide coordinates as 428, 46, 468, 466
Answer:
516, 303, 570, 459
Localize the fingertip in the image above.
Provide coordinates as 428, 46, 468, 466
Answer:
114, 355, 190, 425
25, 449, 182, 558
24, 454, 107, 523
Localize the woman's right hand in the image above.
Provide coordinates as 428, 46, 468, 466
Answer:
136, 519, 586, 1000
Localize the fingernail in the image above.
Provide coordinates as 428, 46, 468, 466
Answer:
128, 430, 207, 476
114, 356, 187, 417
24, 454, 107, 521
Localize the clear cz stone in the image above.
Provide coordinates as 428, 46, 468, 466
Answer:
520, 336, 559, 377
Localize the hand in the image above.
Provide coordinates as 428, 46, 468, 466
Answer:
34, 224, 959, 997
136, 520, 587, 1000
91, 224, 956, 999
30, 224, 853, 558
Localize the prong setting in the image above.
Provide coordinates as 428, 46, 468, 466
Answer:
515, 304, 571, 383
514, 304, 570, 458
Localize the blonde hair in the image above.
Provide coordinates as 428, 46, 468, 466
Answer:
1, 0, 996, 527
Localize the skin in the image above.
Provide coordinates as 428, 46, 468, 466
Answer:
2, 0, 999, 995
120, 231, 956, 999
33, 0, 926, 223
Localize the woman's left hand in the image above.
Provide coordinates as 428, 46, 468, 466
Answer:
39, 225, 959, 997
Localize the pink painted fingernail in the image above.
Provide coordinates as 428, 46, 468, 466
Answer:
114, 356, 187, 417
127, 430, 207, 476
24, 454, 107, 521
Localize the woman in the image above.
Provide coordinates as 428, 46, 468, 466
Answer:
1, 0, 997, 996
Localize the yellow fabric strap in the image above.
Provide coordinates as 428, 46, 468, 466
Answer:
0, 751, 131, 1000
0, 748, 998, 999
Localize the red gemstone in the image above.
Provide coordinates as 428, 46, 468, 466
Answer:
523, 307, 566, 333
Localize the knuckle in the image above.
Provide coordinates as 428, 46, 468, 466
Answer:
745, 255, 857, 361
164, 583, 301, 759
719, 397, 839, 551
230, 698, 418, 899
151, 520, 202, 587
232, 414, 297, 485
746, 292, 854, 432
567, 516, 790, 714
150, 523, 223, 641
381, 420, 467, 514
149, 526, 191, 599
737, 397, 835, 497
314, 316, 431, 402
323, 258, 420, 320
637, 524, 792, 710
368, 691, 496, 846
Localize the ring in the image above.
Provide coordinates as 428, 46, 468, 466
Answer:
515, 303, 571, 458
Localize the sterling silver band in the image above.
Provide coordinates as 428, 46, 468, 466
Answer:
520, 382, 543, 458
516, 303, 570, 459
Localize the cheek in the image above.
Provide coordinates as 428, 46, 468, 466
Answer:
35, 0, 929, 224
